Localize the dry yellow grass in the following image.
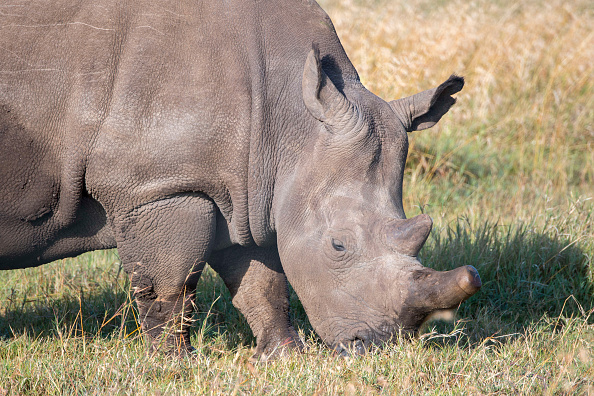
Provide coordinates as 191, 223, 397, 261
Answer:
322, 0, 593, 220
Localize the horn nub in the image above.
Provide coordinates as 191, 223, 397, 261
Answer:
385, 214, 433, 257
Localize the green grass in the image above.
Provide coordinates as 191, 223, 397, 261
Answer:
1, 209, 593, 394
1, 0, 593, 394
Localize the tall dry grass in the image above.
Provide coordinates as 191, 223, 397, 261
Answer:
323, 0, 593, 220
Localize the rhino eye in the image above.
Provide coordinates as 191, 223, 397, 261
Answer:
324, 230, 356, 264
331, 238, 346, 251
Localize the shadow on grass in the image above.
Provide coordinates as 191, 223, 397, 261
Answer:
420, 218, 593, 347
0, 282, 137, 341
0, 265, 305, 350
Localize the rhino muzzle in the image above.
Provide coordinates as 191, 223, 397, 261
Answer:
329, 265, 482, 356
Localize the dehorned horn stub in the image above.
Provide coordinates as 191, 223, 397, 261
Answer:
385, 214, 433, 257
409, 265, 482, 314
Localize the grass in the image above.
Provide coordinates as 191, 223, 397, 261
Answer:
1, 0, 593, 394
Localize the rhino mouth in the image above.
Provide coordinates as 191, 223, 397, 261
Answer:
332, 324, 423, 356
334, 338, 367, 357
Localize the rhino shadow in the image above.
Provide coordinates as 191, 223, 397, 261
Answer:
0, 263, 302, 351
419, 221, 593, 347
0, 271, 252, 349
0, 284, 140, 342
0, 262, 290, 350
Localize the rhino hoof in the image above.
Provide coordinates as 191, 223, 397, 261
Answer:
249, 335, 305, 363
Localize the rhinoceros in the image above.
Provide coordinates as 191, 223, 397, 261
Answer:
0, 0, 481, 358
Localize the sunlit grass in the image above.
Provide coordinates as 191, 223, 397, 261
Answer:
323, 0, 592, 219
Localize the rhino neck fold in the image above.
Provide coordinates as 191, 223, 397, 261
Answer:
241, 3, 359, 248
196, 0, 362, 248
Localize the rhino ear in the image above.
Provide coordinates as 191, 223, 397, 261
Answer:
389, 75, 464, 132
302, 46, 352, 124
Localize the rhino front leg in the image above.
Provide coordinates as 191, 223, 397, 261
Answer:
209, 245, 303, 361
113, 193, 216, 356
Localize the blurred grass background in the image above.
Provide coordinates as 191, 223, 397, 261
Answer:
327, 0, 593, 219
1, 0, 593, 394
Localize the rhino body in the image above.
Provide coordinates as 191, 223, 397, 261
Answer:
0, 0, 480, 356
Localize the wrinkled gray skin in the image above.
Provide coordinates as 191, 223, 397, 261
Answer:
0, 0, 481, 358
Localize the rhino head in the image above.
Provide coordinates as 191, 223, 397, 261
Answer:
274, 49, 481, 353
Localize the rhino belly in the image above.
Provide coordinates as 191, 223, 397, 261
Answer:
0, 194, 116, 270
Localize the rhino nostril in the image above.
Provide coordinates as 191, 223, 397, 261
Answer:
334, 338, 367, 357
352, 338, 366, 356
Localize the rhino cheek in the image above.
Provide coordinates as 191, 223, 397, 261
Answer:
275, 247, 362, 345
293, 258, 414, 346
